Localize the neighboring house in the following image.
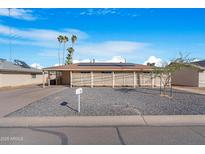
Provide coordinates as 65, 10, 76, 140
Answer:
0, 58, 43, 88
172, 60, 205, 87
43, 62, 161, 88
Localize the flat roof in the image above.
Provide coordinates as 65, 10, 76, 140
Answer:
43, 63, 153, 71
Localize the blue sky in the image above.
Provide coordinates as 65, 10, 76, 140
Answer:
0, 8, 205, 68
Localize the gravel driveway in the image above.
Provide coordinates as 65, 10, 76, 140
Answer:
6, 87, 205, 117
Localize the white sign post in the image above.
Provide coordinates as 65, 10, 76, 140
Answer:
76, 88, 83, 112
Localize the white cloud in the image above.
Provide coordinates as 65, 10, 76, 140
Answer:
30, 63, 43, 69
144, 56, 167, 67
191, 58, 200, 62
53, 56, 126, 65
0, 24, 89, 48
104, 56, 126, 63
76, 41, 148, 57
73, 56, 126, 63
34, 41, 148, 63
0, 9, 36, 20
54, 64, 61, 66
78, 9, 152, 18
80, 9, 118, 16
0, 24, 89, 41
73, 59, 91, 63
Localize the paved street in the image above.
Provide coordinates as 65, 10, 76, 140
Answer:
0, 86, 68, 117
0, 126, 205, 145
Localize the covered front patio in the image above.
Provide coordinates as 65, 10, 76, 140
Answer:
43, 69, 160, 88
42, 63, 165, 88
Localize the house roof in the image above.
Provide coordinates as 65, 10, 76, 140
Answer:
192, 60, 205, 68
0, 59, 42, 74
43, 62, 153, 72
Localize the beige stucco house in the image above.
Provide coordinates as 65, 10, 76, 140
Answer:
172, 60, 205, 87
0, 58, 43, 88
43, 62, 161, 88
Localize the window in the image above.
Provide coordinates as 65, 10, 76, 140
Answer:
80, 71, 90, 73
101, 71, 112, 74
31, 74, 36, 79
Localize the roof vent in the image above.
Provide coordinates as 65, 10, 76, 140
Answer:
147, 62, 155, 66
14, 59, 31, 68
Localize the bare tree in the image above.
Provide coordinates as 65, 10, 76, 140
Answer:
153, 53, 197, 97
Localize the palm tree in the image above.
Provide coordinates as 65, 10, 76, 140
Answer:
8, 8, 12, 62
66, 47, 75, 64
57, 35, 63, 65
62, 36, 69, 64
71, 35, 77, 47
65, 35, 77, 65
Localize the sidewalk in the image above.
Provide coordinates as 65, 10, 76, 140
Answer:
1, 115, 205, 127
173, 86, 205, 95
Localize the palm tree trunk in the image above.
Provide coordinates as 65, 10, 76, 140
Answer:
58, 43, 61, 65
63, 43, 65, 65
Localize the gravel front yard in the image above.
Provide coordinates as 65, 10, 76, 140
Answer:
6, 87, 205, 117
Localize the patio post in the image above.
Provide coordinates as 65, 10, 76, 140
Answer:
112, 71, 115, 88
42, 71, 45, 88
55, 71, 58, 85
91, 71, 93, 88
48, 71, 50, 86
70, 71, 72, 88
133, 71, 136, 88
151, 72, 154, 88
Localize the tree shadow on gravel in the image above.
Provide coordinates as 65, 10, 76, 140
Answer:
115, 87, 205, 97
114, 88, 160, 96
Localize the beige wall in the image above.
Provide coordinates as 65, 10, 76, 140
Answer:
68, 71, 162, 87
172, 67, 199, 87
115, 72, 134, 87
72, 72, 91, 86
138, 73, 152, 87
93, 72, 112, 86
153, 76, 161, 87
0, 72, 43, 88
199, 71, 205, 87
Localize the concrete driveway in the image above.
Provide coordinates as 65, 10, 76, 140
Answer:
0, 86, 68, 117
173, 86, 205, 95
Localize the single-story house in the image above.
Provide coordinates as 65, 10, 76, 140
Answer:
43, 62, 162, 88
172, 60, 205, 87
0, 58, 43, 88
